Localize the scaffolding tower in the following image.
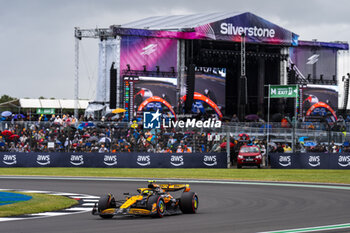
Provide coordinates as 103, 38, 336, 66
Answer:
74, 27, 116, 118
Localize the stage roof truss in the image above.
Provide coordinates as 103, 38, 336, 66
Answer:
121, 12, 242, 31
75, 27, 114, 40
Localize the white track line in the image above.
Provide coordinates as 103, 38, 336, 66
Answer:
65, 207, 92, 211
82, 203, 95, 206
28, 212, 69, 217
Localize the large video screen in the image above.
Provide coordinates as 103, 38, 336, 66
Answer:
120, 36, 225, 119
302, 84, 338, 121
290, 46, 337, 81
132, 68, 225, 119
120, 36, 178, 73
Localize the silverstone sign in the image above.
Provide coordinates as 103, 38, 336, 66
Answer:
220, 23, 275, 38
269, 85, 298, 98
0, 152, 226, 168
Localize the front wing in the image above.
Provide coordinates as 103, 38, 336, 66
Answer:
91, 202, 182, 217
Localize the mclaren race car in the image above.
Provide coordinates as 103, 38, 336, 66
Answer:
92, 181, 198, 218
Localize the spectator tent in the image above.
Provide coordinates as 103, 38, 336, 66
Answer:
0, 98, 89, 115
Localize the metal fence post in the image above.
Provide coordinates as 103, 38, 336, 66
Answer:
226, 131, 230, 168
266, 84, 271, 167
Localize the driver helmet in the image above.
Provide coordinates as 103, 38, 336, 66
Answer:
142, 190, 150, 195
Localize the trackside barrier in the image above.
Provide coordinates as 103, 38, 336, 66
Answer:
0, 152, 227, 168
270, 153, 350, 169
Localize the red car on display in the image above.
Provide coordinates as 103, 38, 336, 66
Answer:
237, 145, 262, 168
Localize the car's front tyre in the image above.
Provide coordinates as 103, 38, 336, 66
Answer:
180, 192, 198, 214
98, 194, 115, 219
147, 195, 165, 218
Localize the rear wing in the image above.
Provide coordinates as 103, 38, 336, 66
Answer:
147, 180, 191, 192
159, 184, 191, 192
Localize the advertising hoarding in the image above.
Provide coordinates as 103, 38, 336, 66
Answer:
0, 152, 227, 168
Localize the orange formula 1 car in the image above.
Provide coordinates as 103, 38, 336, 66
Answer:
92, 181, 198, 218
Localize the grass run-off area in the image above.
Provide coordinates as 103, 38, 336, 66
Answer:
1, 168, 350, 184
0, 192, 77, 217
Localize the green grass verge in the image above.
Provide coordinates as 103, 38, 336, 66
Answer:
0, 192, 78, 217
1, 168, 350, 184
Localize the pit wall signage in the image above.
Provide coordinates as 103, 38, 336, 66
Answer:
0, 152, 226, 168
270, 153, 350, 169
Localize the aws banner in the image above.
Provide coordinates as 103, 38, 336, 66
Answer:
270, 153, 350, 169
0, 152, 226, 168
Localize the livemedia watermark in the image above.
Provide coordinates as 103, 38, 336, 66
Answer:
143, 110, 221, 129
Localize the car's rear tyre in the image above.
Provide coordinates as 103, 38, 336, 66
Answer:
237, 164, 242, 168
180, 192, 198, 214
147, 195, 165, 218
98, 194, 115, 219
257, 164, 261, 168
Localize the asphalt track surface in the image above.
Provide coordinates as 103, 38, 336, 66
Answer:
0, 177, 350, 233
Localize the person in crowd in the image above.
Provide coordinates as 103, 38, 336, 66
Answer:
258, 142, 267, 166
167, 135, 176, 148
276, 143, 284, 153
176, 145, 183, 153
98, 144, 108, 153
230, 114, 240, 123
161, 146, 171, 153
283, 144, 292, 153
183, 145, 191, 153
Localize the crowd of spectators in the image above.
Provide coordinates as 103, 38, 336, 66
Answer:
0, 114, 228, 153
0, 112, 350, 154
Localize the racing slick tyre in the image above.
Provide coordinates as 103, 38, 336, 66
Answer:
180, 192, 198, 214
98, 194, 115, 219
147, 195, 165, 218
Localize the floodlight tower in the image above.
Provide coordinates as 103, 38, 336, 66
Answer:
238, 33, 248, 120
241, 33, 246, 78
74, 28, 80, 118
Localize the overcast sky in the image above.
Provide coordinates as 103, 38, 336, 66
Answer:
1, 0, 350, 100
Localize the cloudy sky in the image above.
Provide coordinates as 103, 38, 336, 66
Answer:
1, 0, 350, 100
